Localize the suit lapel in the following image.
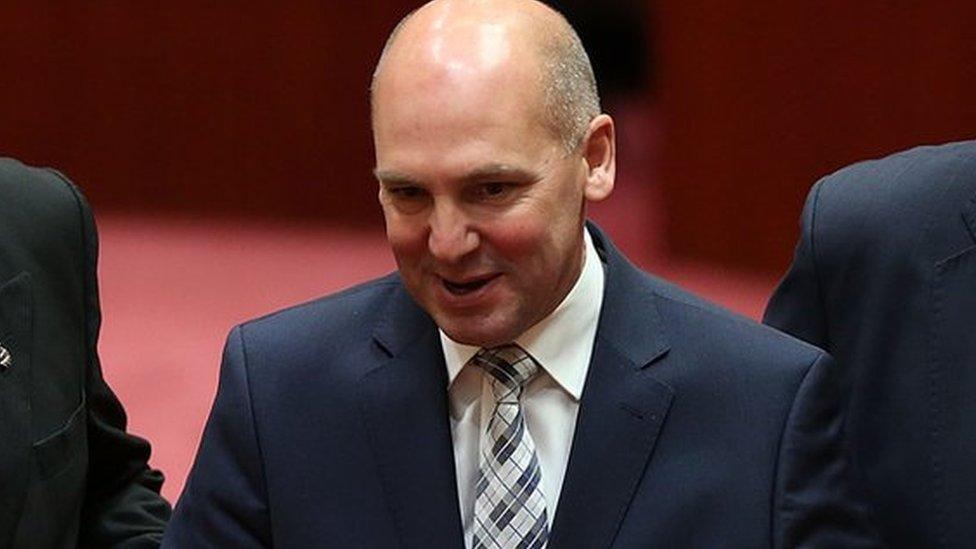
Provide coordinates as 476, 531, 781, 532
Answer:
358, 226, 680, 549
549, 227, 674, 549
926, 189, 976, 534
360, 283, 464, 549
963, 188, 976, 244
0, 272, 32, 546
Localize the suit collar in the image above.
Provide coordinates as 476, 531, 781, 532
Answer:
370, 224, 673, 367
370, 274, 435, 359
364, 224, 677, 549
547, 223, 675, 549
439, 228, 605, 400
587, 222, 671, 368
362, 281, 465, 548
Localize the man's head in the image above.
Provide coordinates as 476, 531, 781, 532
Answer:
371, 0, 615, 347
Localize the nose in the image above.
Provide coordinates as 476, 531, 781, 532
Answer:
428, 202, 479, 263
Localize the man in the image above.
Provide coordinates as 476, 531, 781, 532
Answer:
765, 140, 976, 548
0, 158, 171, 547
165, 1, 877, 547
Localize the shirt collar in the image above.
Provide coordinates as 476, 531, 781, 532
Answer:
441, 227, 605, 400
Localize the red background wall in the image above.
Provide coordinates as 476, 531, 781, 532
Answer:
2, 1, 975, 272
656, 1, 976, 273
1, 1, 415, 226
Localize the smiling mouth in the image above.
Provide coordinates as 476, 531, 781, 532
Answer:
442, 275, 498, 295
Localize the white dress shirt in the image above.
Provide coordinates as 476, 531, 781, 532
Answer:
441, 228, 605, 548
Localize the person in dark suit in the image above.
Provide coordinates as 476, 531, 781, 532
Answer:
0, 159, 171, 548
164, 0, 877, 547
764, 140, 976, 548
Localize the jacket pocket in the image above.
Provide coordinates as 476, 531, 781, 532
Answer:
33, 395, 87, 480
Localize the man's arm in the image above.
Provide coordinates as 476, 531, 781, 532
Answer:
63, 179, 172, 547
163, 326, 272, 548
764, 179, 830, 349
765, 181, 881, 546
772, 352, 879, 548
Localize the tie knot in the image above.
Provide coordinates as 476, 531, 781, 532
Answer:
473, 344, 539, 402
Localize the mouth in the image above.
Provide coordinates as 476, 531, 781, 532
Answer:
440, 274, 499, 296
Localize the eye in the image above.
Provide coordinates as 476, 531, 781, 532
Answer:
483, 182, 506, 196
475, 182, 513, 201
382, 185, 430, 214
389, 186, 424, 199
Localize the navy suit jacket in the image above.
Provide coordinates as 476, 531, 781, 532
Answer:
165, 225, 876, 548
765, 141, 976, 548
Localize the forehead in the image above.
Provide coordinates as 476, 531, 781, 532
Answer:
372, 50, 556, 177
374, 37, 544, 125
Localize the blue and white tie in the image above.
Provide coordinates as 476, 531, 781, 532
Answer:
471, 345, 549, 549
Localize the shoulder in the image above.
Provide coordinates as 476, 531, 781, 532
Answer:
812, 140, 976, 231
596, 225, 824, 381
801, 140, 976, 264
0, 158, 91, 244
220, 274, 410, 399
0, 159, 93, 277
234, 273, 403, 354
622, 271, 830, 439
0, 157, 87, 218
821, 140, 975, 193
645, 272, 824, 377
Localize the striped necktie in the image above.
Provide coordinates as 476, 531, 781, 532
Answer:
471, 345, 549, 549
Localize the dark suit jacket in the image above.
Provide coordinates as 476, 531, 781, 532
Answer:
165, 224, 876, 548
0, 159, 170, 548
764, 140, 976, 548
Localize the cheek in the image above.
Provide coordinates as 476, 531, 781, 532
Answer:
486, 200, 584, 285
485, 218, 556, 265
384, 217, 428, 267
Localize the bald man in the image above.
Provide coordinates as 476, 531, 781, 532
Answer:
164, 1, 878, 547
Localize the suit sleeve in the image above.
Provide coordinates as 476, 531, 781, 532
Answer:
162, 326, 272, 548
63, 180, 173, 548
764, 180, 830, 349
772, 352, 881, 548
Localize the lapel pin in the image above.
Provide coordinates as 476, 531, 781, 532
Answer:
0, 344, 11, 371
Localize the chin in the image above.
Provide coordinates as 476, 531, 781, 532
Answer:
440, 319, 516, 349
442, 329, 499, 348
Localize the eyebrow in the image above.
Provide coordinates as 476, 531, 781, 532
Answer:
373, 163, 537, 185
373, 168, 415, 186
460, 163, 537, 183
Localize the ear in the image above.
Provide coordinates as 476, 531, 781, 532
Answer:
581, 114, 616, 202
